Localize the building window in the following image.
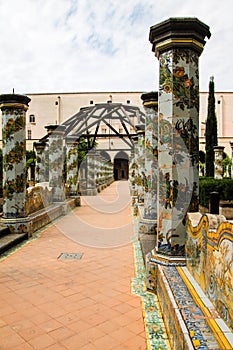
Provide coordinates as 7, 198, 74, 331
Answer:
29, 114, 35, 123
90, 100, 94, 104
127, 100, 130, 104
27, 130, 32, 140
102, 128, 107, 138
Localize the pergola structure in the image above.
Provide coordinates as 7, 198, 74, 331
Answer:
37, 102, 146, 195
40, 102, 145, 152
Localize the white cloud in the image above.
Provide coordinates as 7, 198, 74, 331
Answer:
0, 0, 232, 93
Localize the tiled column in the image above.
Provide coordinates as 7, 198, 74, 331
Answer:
0, 93, 32, 234
45, 124, 66, 202
214, 146, 225, 179
149, 18, 211, 261
66, 138, 79, 196
138, 92, 158, 235
85, 149, 97, 196
130, 136, 139, 208
34, 141, 47, 183
230, 141, 233, 178
135, 125, 145, 204
128, 153, 135, 196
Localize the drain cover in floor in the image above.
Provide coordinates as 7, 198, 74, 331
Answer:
58, 253, 83, 260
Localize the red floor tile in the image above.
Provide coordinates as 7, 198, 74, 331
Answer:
0, 181, 146, 350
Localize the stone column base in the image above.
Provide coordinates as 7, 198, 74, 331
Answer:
138, 217, 157, 235
145, 251, 186, 291
1, 217, 33, 237
81, 188, 97, 196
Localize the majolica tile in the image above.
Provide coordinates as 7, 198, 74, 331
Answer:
66, 139, 79, 196
0, 94, 31, 232
132, 239, 171, 349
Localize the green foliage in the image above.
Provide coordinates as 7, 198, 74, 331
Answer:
199, 177, 233, 208
205, 77, 218, 177
26, 150, 35, 166
78, 137, 97, 168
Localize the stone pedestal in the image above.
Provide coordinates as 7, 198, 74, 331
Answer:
149, 18, 211, 263
66, 138, 79, 196
45, 124, 66, 202
0, 93, 32, 234
214, 146, 225, 179
34, 141, 47, 183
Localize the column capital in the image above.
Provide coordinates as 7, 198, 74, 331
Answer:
66, 137, 79, 145
131, 135, 138, 143
135, 124, 145, 135
214, 146, 225, 151
0, 93, 31, 111
149, 17, 211, 58
33, 141, 47, 150
141, 91, 158, 108
45, 124, 66, 135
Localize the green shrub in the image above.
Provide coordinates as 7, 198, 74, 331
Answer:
199, 177, 233, 208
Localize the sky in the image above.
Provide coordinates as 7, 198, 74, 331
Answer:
0, 0, 232, 94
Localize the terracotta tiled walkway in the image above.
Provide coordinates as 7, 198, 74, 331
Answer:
0, 181, 147, 350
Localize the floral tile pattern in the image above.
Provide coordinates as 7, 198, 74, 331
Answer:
2, 109, 27, 221
163, 266, 220, 349
157, 48, 199, 256
66, 140, 79, 195
131, 238, 171, 350
48, 127, 66, 201
186, 214, 233, 331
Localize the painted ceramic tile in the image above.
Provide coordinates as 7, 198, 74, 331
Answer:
34, 143, 47, 183
186, 214, 233, 331
144, 108, 158, 221
131, 238, 171, 349
2, 109, 27, 219
136, 132, 145, 204
66, 141, 79, 195
157, 48, 200, 256
48, 130, 65, 201
214, 147, 224, 179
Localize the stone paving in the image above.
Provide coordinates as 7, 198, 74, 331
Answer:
0, 181, 152, 350
1, 180, 232, 349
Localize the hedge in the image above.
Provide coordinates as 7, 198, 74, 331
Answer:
199, 177, 233, 208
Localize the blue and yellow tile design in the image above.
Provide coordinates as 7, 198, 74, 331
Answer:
131, 238, 171, 350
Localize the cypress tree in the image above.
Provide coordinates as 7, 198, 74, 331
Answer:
205, 76, 218, 177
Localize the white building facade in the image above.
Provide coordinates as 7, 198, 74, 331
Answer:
0, 91, 232, 156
